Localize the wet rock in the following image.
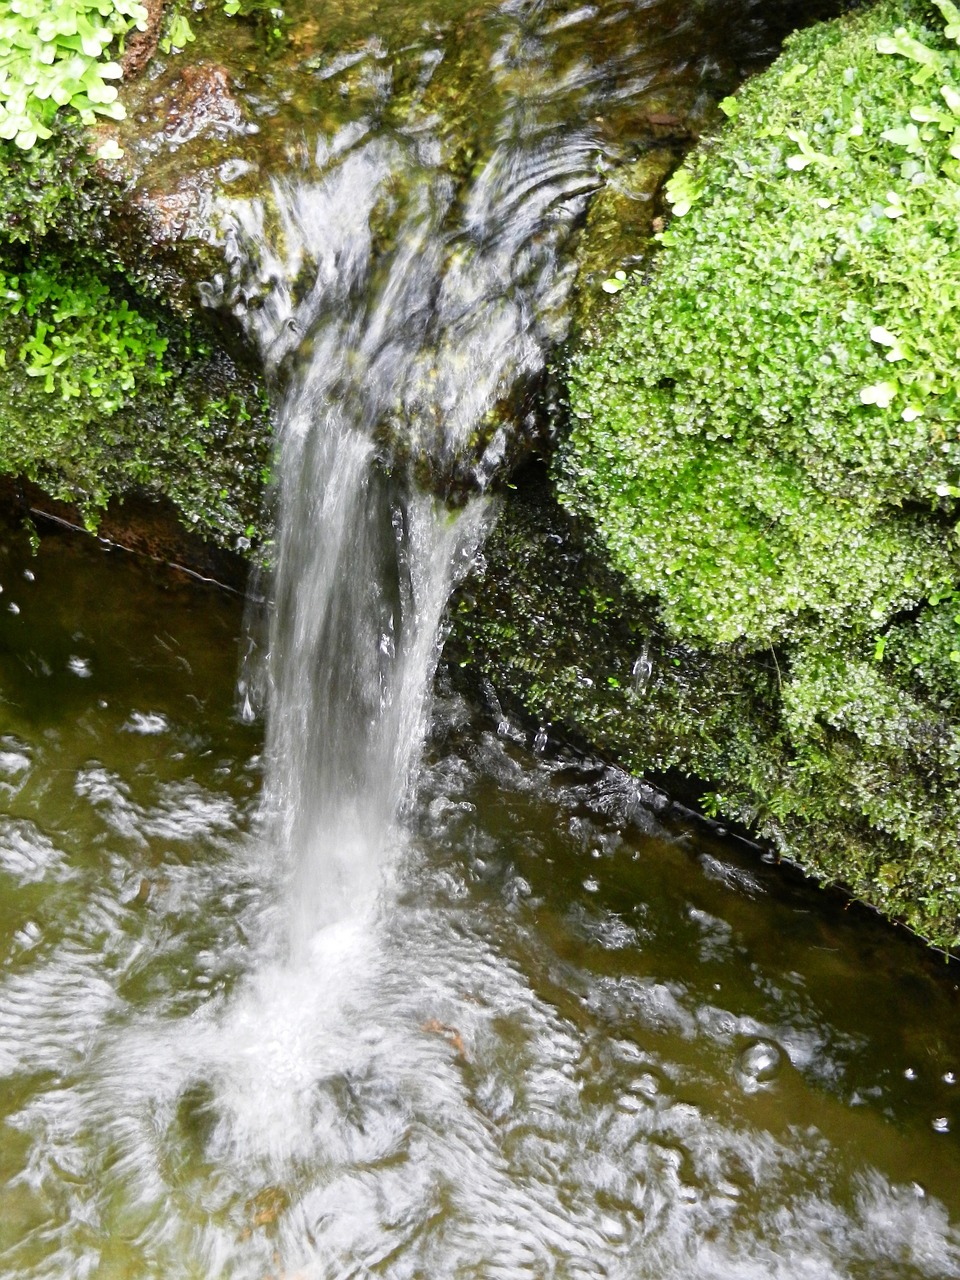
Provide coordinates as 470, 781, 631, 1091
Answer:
571, 147, 677, 332
153, 63, 251, 150
121, 0, 169, 80
135, 172, 215, 244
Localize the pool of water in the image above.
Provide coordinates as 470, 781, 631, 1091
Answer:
1, 521, 959, 1279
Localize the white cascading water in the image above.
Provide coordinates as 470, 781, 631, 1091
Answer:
210, 53, 599, 949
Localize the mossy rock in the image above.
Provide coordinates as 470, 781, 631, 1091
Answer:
550, 0, 960, 948
450, 473, 960, 949
449, 470, 785, 795
0, 233, 271, 549
0, 71, 273, 546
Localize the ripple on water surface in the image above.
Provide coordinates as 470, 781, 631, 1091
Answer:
0, 524, 959, 1278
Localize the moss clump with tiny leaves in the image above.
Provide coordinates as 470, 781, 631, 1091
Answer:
550, 0, 960, 949
0, 2, 273, 548
0, 240, 272, 545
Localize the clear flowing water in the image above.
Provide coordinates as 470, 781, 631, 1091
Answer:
1, 526, 960, 1279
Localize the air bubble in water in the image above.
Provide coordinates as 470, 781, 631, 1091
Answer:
738, 1039, 783, 1085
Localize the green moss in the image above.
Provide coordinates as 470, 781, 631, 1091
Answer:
0, 238, 271, 545
0, 80, 272, 548
546, 0, 960, 949
3, 252, 170, 407
0, 122, 100, 243
449, 474, 785, 816
561, 0, 960, 647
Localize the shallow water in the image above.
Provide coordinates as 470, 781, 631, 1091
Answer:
125, 0, 842, 201
1, 523, 960, 1279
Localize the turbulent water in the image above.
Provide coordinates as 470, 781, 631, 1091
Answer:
1, 530, 959, 1279
2, 0, 960, 1276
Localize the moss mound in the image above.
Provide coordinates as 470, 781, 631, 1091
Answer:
557, 0, 960, 947
0, 126, 271, 547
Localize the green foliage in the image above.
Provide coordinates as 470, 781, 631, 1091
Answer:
0, 0, 273, 546
0, 0, 255, 154
0, 246, 272, 545
0, 0, 276, 549
0, 118, 102, 242
1, 254, 169, 408
0, 0, 147, 149
555, 0, 960, 947
562, 0, 960, 649
159, 12, 196, 56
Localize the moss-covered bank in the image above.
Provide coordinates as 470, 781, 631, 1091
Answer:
547, 0, 960, 947
0, 106, 271, 548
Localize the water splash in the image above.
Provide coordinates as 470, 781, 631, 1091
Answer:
1, 521, 960, 1278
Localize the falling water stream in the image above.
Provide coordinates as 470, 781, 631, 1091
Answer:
3, 0, 960, 1276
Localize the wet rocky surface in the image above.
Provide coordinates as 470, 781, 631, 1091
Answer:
97, 0, 828, 312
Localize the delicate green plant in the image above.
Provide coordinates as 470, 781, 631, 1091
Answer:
0, 0, 263, 154
0, 245, 273, 546
160, 11, 195, 55
662, 167, 702, 217
0, 0, 148, 148
1, 256, 169, 410
565, 0, 960, 649
600, 269, 627, 295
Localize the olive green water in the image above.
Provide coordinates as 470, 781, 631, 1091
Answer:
1, 522, 959, 1278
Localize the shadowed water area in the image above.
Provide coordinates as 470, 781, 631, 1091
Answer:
4, 0, 960, 1276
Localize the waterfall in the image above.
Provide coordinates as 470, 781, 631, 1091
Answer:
207, 4, 612, 951
262, 420, 484, 952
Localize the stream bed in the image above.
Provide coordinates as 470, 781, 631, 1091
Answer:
1, 521, 959, 1279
